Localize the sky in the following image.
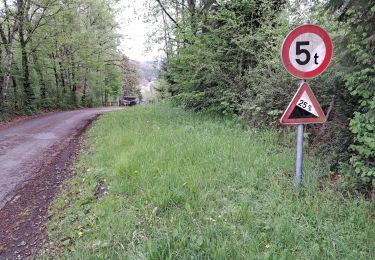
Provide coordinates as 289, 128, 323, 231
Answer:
116, 0, 162, 62
114, 0, 312, 62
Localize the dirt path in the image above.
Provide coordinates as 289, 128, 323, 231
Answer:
0, 107, 119, 259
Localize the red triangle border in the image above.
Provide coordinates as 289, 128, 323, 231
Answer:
280, 82, 326, 125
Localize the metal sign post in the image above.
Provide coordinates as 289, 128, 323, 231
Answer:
296, 124, 304, 185
281, 81, 326, 186
280, 25, 333, 185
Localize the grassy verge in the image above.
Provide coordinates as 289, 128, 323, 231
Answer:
44, 103, 374, 259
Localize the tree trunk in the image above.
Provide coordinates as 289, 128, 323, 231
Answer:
187, 0, 196, 34
0, 30, 3, 100
162, 12, 170, 59
32, 50, 46, 100
12, 76, 18, 110
58, 60, 66, 94
64, 47, 73, 94
69, 49, 77, 105
0, 14, 20, 104
50, 53, 60, 97
19, 0, 34, 109
82, 68, 88, 106
104, 90, 108, 106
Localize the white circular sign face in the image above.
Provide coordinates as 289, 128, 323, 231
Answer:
289, 33, 326, 72
281, 25, 333, 79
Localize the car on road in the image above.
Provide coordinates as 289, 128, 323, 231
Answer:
120, 96, 138, 106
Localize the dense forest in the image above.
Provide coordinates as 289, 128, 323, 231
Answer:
0, 0, 128, 118
149, 0, 374, 190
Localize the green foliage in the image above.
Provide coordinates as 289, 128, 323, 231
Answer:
154, 0, 375, 188
166, 0, 291, 121
44, 104, 375, 259
346, 36, 375, 186
0, 0, 123, 118
121, 57, 142, 100
326, 0, 375, 187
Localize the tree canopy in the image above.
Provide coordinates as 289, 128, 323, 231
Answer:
0, 0, 124, 116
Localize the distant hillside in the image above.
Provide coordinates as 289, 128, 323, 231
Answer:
130, 60, 159, 84
129, 60, 160, 102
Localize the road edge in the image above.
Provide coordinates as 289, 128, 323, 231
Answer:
0, 114, 100, 258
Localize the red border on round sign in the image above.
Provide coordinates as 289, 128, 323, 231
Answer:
281, 25, 333, 79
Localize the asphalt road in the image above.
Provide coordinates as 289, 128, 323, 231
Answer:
0, 108, 117, 209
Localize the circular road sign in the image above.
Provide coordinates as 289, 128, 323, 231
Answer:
281, 25, 333, 79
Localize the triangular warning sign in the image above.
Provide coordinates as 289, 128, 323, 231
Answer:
280, 82, 326, 125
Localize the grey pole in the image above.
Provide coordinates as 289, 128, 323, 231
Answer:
296, 124, 304, 185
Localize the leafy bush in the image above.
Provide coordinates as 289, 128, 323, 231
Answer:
326, 0, 375, 188
346, 39, 375, 187
159, 0, 374, 189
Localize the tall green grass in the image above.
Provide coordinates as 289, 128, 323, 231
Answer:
45, 104, 374, 259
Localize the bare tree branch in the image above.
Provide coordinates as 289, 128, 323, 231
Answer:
155, 0, 180, 28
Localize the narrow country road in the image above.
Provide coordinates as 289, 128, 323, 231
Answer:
0, 107, 117, 209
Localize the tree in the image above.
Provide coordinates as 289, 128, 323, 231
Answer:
121, 56, 141, 100
0, 0, 21, 106
326, 0, 375, 187
151, 0, 289, 117
0, 0, 123, 116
